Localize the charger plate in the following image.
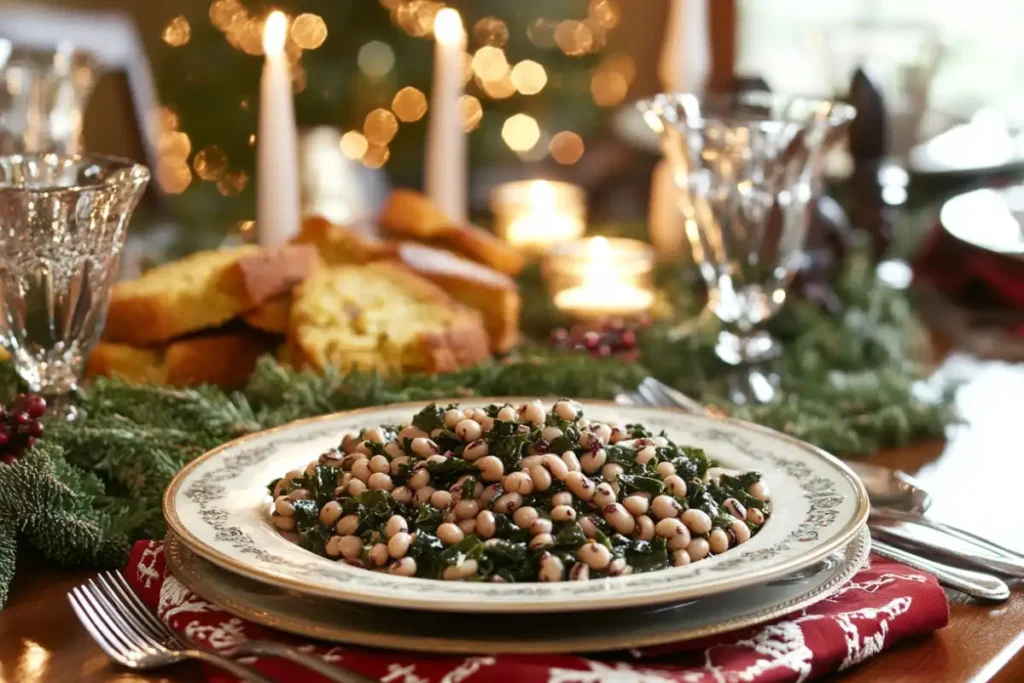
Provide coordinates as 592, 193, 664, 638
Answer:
164, 527, 870, 654
164, 399, 869, 613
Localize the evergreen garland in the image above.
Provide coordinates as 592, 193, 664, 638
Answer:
0, 252, 954, 606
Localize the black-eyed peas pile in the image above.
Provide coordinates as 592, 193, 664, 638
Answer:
268, 400, 771, 582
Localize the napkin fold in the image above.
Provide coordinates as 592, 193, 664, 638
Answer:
124, 540, 948, 683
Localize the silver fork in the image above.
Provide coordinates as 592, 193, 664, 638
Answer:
71, 571, 372, 683
618, 376, 704, 414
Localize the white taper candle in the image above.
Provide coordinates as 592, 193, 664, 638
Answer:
257, 11, 301, 248
425, 8, 467, 224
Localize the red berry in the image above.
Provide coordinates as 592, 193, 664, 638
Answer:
550, 328, 570, 343
620, 330, 637, 348
28, 421, 43, 438
595, 344, 613, 358
582, 331, 602, 350
1, 455, 15, 465
25, 395, 46, 418
0, 431, 7, 447
14, 412, 29, 427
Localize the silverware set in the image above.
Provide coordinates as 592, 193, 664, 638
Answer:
618, 377, 1024, 602
68, 570, 372, 683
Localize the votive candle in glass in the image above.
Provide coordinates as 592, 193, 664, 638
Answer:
491, 180, 586, 254
544, 236, 655, 320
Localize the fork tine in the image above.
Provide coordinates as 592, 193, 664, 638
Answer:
85, 579, 165, 653
77, 583, 157, 657
71, 586, 138, 660
99, 572, 184, 646
636, 381, 663, 407
69, 591, 130, 666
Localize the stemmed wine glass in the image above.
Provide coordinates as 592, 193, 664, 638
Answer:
637, 92, 856, 402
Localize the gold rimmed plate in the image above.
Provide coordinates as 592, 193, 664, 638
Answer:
163, 399, 869, 613
164, 527, 869, 654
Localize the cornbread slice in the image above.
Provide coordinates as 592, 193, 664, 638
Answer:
288, 262, 490, 374
379, 189, 526, 276
103, 245, 318, 345
292, 215, 397, 264
242, 294, 292, 334
86, 330, 276, 388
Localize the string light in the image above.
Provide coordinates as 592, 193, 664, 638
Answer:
478, 72, 515, 99
358, 41, 396, 79
340, 131, 369, 159
209, 0, 243, 32
471, 46, 508, 82
364, 108, 399, 145
162, 16, 191, 47
471, 17, 508, 48
458, 94, 483, 132
217, 170, 249, 197
157, 159, 192, 194
194, 145, 228, 181
588, 0, 622, 29
362, 144, 391, 168
502, 113, 540, 151
590, 69, 628, 106
527, 18, 557, 49
510, 60, 547, 95
248, 133, 256, 146
160, 131, 191, 159
601, 53, 637, 86
392, 87, 428, 122
550, 131, 585, 164
157, 106, 179, 133
554, 20, 593, 56
394, 0, 444, 38
290, 13, 327, 50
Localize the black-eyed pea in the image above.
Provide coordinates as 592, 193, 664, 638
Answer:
442, 559, 478, 580
651, 436, 669, 447
384, 514, 408, 538
478, 484, 501, 505
389, 557, 417, 576
656, 517, 686, 539
604, 503, 635, 535
385, 442, 405, 460
540, 454, 570, 481
391, 486, 413, 504
341, 434, 361, 455
521, 454, 544, 470
672, 549, 691, 567
437, 522, 465, 546
398, 425, 428, 442
529, 533, 554, 550
609, 426, 629, 444
708, 527, 730, 554
731, 519, 751, 544
503, 471, 534, 494
635, 446, 657, 465
538, 552, 564, 582
463, 439, 489, 461
651, 495, 682, 520
411, 438, 440, 459
577, 541, 612, 570
430, 489, 453, 509
388, 455, 410, 475
347, 479, 367, 496
667, 527, 692, 549
368, 472, 394, 491
512, 505, 539, 529
475, 455, 504, 482
635, 515, 655, 541
319, 501, 343, 527
444, 408, 465, 428
551, 504, 577, 522
565, 471, 595, 501
580, 449, 607, 474
338, 535, 363, 561
454, 498, 479, 520
591, 423, 612, 445
493, 492, 523, 514
569, 562, 590, 581
748, 480, 770, 502
274, 496, 295, 517
682, 509, 712, 535
687, 537, 710, 561
407, 468, 431, 491
540, 425, 563, 443
561, 451, 582, 472
336, 514, 360, 535
458, 519, 477, 535
601, 463, 623, 483
552, 491, 573, 507
325, 535, 344, 557
656, 461, 676, 479
414, 486, 436, 504
476, 510, 497, 538
455, 419, 482, 442
425, 454, 448, 468
553, 400, 578, 421
529, 464, 553, 491
747, 508, 765, 525
368, 543, 389, 567
496, 404, 518, 421
593, 482, 616, 508
579, 515, 600, 538
272, 515, 296, 531
623, 495, 649, 516
354, 442, 373, 457
387, 531, 412, 558
530, 518, 553, 535
350, 459, 372, 482
519, 400, 546, 426
723, 498, 747, 520
607, 557, 629, 576
664, 475, 687, 497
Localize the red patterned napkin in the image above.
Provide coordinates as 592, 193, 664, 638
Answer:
125, 540, 948, 683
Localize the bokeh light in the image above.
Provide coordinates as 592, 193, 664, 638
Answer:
590, 69, 628, 106
478, 72, 516, 99
472, 17, 509, 48
194, 145, 229, 181
217, 170, 249, 197
527, 18, 557, 49
588, 0, 622, 29
364, 108, 399, 145
549, 131, 585, 165
601, 53, 637, 86
290, 13, 327, 50
394, 0, 444, 38
362, 144, 391, 169
583, 18, 608, 51
554, 20, 593, 56
209, 0, 243, 32
157, 158, 192, 194
392, 87, 428, 122
471, 46, 508, 82
162, 16, 191, 47
510, 60, 547, 95
340, 131, 369, 159
458, 94, 483, 132
502, 114, 541, 152
358, 41, 396, 79
157, 106, 180, 134
160, 131, 191, 159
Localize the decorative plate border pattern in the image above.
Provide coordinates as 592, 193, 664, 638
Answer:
165, 398, 869, 613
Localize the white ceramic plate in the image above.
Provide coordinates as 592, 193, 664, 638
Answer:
164, 399, 869, 613
164, 527, 870, 654
940, 186, 1024, 260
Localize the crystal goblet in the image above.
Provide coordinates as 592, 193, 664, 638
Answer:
0, 153, 149, 416
637, 92, 856, 402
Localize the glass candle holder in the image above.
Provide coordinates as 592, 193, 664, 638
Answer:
543, 236, 655, 320
491, 180, 586, 254
0, 153, 150, 416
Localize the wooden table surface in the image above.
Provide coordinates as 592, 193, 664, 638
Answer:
0, 353, 1021, 683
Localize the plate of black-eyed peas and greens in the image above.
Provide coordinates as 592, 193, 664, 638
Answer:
164, 398, 869, 613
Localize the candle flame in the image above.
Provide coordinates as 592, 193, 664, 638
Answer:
434, 8, 464, 46
589, 236, 611, 261
263, 11, 288, 56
